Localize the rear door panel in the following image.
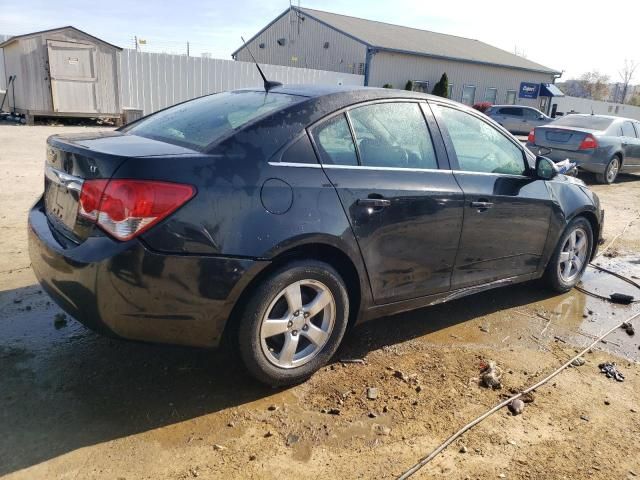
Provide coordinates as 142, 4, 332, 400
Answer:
309, 101, 465, 305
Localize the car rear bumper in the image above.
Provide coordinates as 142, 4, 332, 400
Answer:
526, 143, 607, 174
28, 198, 267, 348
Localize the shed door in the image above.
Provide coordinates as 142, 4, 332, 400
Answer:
47, 40, 98, 113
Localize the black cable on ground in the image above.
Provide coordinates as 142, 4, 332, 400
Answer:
396, 263, 640, 479
575, 263, 640, 304
396, 310, 640, 480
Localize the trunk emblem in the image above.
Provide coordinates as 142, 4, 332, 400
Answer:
90, 165, 97, 174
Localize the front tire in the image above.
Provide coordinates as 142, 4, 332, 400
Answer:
238, 260, 349, 386
544, 217, 593, 292
596, 156, 621, 184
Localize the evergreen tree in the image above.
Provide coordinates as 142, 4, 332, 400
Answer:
432, 73, 449, 98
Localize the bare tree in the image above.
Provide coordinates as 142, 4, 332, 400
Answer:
578, 71, 610, 101
619, 59, 638, 104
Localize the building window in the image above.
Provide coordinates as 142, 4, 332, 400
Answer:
355, 63, 365, 75
506, 90, 517, 105
412, 80, 430, 93
484, 87, 498, 104
461, 85, 476, 105
448, 84, 454, 99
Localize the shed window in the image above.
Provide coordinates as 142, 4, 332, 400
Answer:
461, 85, 476, 105
506, 90, 517, 105
483, 88, 498, 104
447, 84, 454, 99
411, 81, 430, 93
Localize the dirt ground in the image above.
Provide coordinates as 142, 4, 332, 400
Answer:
1, 124, 639, 480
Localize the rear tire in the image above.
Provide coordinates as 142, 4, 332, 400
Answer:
544, 217, 593, 292
595, 156, 621, 184
237, 260, 349, 386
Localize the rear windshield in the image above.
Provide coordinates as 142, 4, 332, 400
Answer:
124, 91, 303, 150
551, 115, 614, 130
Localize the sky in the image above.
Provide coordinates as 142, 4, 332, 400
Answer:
1, 0, 639, 82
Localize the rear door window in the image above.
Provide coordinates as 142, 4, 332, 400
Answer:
124, 91, 303, 150
621, 121, 637, 138
348, 102, 438, 169
311, 114, 358, 166
435, 105, 527, 175
523, 108, 540, 120
499, 107, 523, 116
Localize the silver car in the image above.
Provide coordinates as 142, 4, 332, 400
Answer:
486, 105, 551, 134
526, 114, 640, 184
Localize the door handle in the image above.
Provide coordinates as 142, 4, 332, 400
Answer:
357, 198, 391, 209
470, 201, 494, 210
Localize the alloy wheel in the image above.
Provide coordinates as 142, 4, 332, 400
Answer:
557, 227, 589, 283
260, 279, 336, 369
606, 158, 620, 183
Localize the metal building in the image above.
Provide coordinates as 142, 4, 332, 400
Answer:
0, 27, 121, 123
233, 7, 563, 111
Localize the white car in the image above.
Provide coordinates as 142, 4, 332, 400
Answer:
486, 105, 551, 134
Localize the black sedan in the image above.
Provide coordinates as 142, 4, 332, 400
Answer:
29, 85, 603, 385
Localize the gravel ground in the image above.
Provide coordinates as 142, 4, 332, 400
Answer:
1, 124, 639, 480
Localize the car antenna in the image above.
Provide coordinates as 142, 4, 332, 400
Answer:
240, 36, 282, 92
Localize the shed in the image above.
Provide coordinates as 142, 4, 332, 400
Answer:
0, 26, 122, 123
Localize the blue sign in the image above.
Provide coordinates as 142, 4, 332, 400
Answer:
519, 82, 540, 99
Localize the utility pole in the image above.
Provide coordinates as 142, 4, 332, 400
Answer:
187, 41, 190, 57
134, 35, 138, 51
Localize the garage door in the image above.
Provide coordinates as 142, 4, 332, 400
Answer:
47, 40, 98, 113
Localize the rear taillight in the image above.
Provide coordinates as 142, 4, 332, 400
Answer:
528, 130, 536, 143
578, 134, 598, 150
80, 179, 195, 241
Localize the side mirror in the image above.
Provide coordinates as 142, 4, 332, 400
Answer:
536, 156, 557, 180
538, 115, 545, 120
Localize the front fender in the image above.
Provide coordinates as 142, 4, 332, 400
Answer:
542, 180, 601, 266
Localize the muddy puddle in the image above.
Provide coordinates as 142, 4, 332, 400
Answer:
351, 255, 640, 364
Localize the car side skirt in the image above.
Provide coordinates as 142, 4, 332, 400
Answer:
358, 271, 541, 323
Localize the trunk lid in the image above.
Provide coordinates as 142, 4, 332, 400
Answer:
44, 132, 198, 244
533, 126, 599, 152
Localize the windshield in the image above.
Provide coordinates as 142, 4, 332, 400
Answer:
124, 91, 303, 150
551, 115, 614, 130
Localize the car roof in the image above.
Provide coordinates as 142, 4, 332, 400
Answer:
236, 83, 460, 105
491, 105, 535, 109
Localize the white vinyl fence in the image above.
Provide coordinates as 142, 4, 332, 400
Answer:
552, 96, 640, 121
118, 49, 364, 115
